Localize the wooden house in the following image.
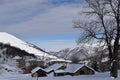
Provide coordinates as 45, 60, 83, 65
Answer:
13, 55, 24, 68
31, 67, 47, 77
65, 64, 95, 76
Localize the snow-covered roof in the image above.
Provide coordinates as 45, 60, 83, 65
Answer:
54, 70, 66, 73
13, 56, 22, 60
84, 65, 96, 72
65, 64, 83, 73
65, 64, 94, 73
31, 67, 46, 74
45, 64, 64, 72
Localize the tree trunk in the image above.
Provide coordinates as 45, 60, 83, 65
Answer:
110, 26, 119, 78
110, 60, 118, 78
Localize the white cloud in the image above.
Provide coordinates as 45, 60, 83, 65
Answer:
0, 0, 84, 51
0, 0, 82, 38
0, 0, 48, 25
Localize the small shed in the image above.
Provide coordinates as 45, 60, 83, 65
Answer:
45, 63, 66, 73
54, 70, 66, 76
31, 67, 47, 77
65, 64, 95, 76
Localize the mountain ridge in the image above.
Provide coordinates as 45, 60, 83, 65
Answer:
49, 46, 91, 62
0, 32, 58, 59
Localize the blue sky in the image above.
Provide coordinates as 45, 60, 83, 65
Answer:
0, 0, 85, 51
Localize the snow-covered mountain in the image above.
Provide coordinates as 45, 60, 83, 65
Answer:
49, 47, 91, 62
0, 32, 64, 61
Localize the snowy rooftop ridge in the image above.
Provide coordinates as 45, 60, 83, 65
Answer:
65, 64, 83, 73
0, 32, 57, 59
65, 64, 95, 73
31, 67, 46, 74
13, 56, 22, 60
45, 63, 64, 72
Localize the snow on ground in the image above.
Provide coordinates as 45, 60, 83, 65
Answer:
1, 71, 120, 80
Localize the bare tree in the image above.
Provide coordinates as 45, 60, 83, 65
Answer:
74, 0, 120, 78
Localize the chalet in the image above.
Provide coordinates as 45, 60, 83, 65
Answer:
31, 67, 47, 77
13, 55, 24, 68
65, 64, 95, 76
45, 63, 66, 74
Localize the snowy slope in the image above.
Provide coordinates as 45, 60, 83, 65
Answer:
0, 70, 120, 80
0, 32, 57, 59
